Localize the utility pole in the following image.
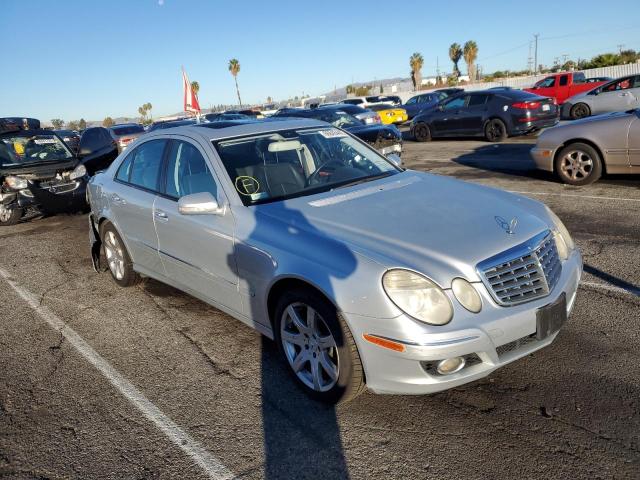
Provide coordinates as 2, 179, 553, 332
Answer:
527, 41, 533, 74
533, 33, 539, 74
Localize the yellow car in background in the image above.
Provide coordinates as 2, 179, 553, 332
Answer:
369, 104, 408, 125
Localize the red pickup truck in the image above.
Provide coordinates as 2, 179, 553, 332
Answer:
524, 72, 607, 104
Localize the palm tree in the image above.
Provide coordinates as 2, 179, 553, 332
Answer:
449, 43, 463, 79
144, 102, 152, 120
228, 59, 242, 105
409, 52, 424, 91
463, 41, 478, 82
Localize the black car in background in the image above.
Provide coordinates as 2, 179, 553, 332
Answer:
77, 127, 119, 174
203, 112, 249, 122
411, 89, 558, 142
433, 87, 464, 97
147, 118, 198, 132
273, 105, 403, 157
109, 123, 145, 152
0, 119, 88, 225
53, 129, 80, 153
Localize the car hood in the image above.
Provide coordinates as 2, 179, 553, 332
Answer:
0, 157, 79, 177
256, 171, 552, 286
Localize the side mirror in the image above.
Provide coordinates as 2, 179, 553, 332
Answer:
386, 153, 402, 167
178, 192, 224, 215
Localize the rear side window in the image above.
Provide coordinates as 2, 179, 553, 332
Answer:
163, 141, 217, 199
124, 140, 166, 191
573, 72, 586, 83
468, 94, 489, 107
559, 75, 569, 86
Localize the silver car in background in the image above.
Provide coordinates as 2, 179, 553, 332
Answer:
562, 74, 640, 120
87, 118, 582, 403
532, 108, 640, 185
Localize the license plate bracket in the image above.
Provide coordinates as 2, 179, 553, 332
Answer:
536, 293, 567, 340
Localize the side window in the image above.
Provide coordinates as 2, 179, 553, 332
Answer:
127, 140, 167, 191
442, 96, 466, 111
537, 77, 555, 88
100, 128, 114, 145
115, 153, 133, 182
468, 94, 489, 107
164, 141, 217, 199
80, 129, 100, 152
559, 75, 568, 86
405, 97, 417, 105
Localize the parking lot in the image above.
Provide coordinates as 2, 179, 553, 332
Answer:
1, 134, 638, 479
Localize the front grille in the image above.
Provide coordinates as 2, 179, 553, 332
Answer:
478, 231, 562, 306
496, 335, 538, 358
34, 178, 78, 194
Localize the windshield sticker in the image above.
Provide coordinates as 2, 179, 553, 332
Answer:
319, 128, 347, 139
33, 138, 57, 144
235, 176, 261, 196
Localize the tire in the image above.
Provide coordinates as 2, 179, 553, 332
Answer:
484, 118, 508, 142
570, 103, 591, 120
555, 142, 602, 186
274, 288, 366, 404
413, 122, 432, 142
100, 222, 142, 287
0, 206, 22, 226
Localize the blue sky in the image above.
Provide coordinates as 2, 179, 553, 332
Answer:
2, 0, 639, 121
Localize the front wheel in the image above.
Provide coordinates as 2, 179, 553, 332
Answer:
570, 103, 590, 120
0, 205, 22, 226
100, 223, 142, 287
555, 143, 602, 185
484, 118, 507, 142
274, 289, 366, 404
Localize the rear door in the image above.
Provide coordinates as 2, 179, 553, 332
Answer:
110, 139, 167, 273
153, 137, 241, 313
459, 93, 490, 133
592, 77, 637, 114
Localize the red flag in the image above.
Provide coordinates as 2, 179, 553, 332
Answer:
182, 67, 200, 114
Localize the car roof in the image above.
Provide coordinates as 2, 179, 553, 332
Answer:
141, 117, 327, 142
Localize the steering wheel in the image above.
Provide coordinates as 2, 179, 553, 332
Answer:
306, 160, 345, 186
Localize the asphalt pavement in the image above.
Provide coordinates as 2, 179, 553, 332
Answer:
1, 134, 639, 479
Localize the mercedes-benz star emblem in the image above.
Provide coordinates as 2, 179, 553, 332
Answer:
495, 216, 518, 235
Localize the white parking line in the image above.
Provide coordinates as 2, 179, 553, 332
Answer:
508, 190, 640, 203
0, 267, 234, 480
580, 280, 640, 297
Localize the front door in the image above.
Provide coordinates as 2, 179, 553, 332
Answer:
109, 138, 167, 273
592, 76, 637, 115
153, 138, 242, 313
432, 95, 467, 135
629, 113, 640, 166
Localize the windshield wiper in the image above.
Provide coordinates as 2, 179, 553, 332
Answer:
330, 171, 395, 191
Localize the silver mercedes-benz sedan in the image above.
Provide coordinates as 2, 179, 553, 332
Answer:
87, 118, 582, 403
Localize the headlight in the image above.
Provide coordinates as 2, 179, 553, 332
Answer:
451, 278, 482, 313
382, 269, 453, 325
545, 206, 575, 260
69, 164, 87, 180
4, 175, 28, 190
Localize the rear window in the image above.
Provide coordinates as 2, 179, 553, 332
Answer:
111, 125, 144, 135
342, 99, 363, 105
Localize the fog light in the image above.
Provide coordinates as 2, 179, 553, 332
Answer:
436, 356, 466, 375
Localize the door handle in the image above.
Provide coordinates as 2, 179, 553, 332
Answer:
154, 210, 169, 222
620, 92, 629, 96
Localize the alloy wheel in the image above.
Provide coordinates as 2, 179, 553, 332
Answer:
104, 230, 125, 280
560, 150, 593, 181
280, 302, 339, 392
0, 205, 11, 223
487, 120, 505, 141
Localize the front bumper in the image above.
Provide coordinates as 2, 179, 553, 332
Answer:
26, 177, 88, 213
530, 146, 558, 172
344, 249, 582, 395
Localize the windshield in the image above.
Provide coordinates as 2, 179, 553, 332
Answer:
214, 127, 399, 205
0, 132, 73, 165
